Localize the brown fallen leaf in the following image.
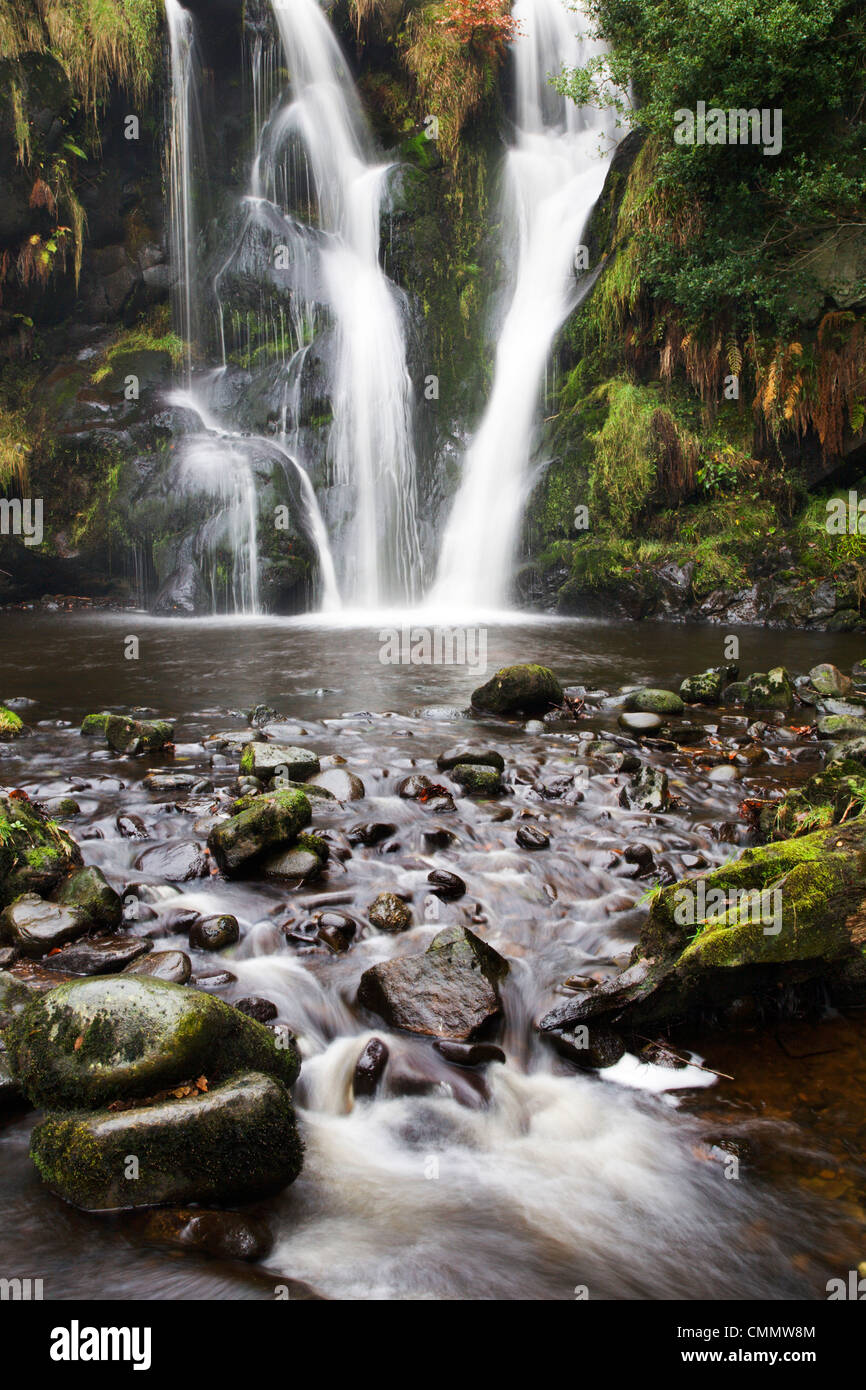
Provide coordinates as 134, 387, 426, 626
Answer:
73, 1035, 84, 1051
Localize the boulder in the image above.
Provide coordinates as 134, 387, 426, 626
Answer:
367, 892, 412, 933
51, 866, 122, 930
238, 742, 319, 782
471, 664, 563, 715
0, 894, 89, 958
450, 763, 502, 796
30, 1072, 302, 1210
357, 925, 509, 1040
623, 689, 684, 716
0, 791, 82, 906
4, 975, 301, 1109
91, 715, 175, 755
436, 747, 505, 773
809, 663, 853, 698
206, 788, 311, 875
679, 670, 724, 704
745, 668, 795, 712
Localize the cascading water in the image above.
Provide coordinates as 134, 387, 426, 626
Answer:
165, 0, 197, 384
255, 0, 424, 607
432, 0, 620, 609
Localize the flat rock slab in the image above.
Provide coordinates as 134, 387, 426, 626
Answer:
239, 743, 320, 782
357, 926, 509, 1041
42, 934, 152, 976
0, 894, 89, 958
30, 1071, 302, 1210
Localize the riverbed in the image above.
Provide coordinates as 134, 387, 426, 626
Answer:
1, 611, 863, 1300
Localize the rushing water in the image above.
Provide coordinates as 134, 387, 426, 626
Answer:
1, 612, 864, 1300
433, 0, 619, 608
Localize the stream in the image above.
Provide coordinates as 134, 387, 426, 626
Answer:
1, 610, 864, 1300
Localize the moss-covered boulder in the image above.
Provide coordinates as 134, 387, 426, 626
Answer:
679, 670, 724, 704
4, 975, 301, 1109
358, 925, 509, 1040
0, 894, 89, 958
436, 746, 505, 773
471, 664, 563, 715
80, 712, 111, 736
540, 818, 866, 1036
809, 663, 853, 698
51, 866, 122, 930
0, 791, 82, 906
450, 763, 503, 796
30, 1071, 302, 1210
817, 714, 866, 739
81, 713, 174, 755
0, 706, 25, 740
238, 742, 319, 782
745, 667, 794, 711
207, 787, 312, 875
623, 688, 684, 715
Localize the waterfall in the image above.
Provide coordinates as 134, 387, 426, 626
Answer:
263, 0, 424, 607
165, 0, 197, 384
431, 0, 619, 610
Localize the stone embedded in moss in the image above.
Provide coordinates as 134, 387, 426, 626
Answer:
623, 688, 684, 715
4, 974, 301, 1110
238, 741, 319, 782
207, 787, 312, 875
51, 865, 122, 930
0, 791, 83, 907
29, 1071, 303, 1211
0, 705, 25, 741
471, 664, 564, 715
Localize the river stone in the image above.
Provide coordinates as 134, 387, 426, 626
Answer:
353, 1037, 389, 1098
29, 1071, 302, 1211
548, 1025, 626, 1070
0, 705, 25, 740
239, 742, 320, 782
42, 934, 152, 976
305, 768, 365, 801
436, 747, 505, 773
357, 925, 509, 1040
810, 663, 853, 698
134, 842, 209, 882
745, 667, 794, 711
207, 788, 312, 875
679, 670, 724, 704
203, 730, 266, 752
234, 996, 278, 1024
262, 847, 322, 880
817, 714, 866, 739
124, 949, 191, 984
51, 865, 122, 930
450, 763, 503, 796
516, 824, 550, 850
0, 790, 83, 906
143, 772, 198, 792
102, 715, 174, 756
367, 891, 412, 933
80, 712, 111, 736
0, 894, 90, 958
618, 711, 664, 734
4, 975, 301, 1109
623, 689, 685, 716
630, 766, 670, 812
43, 796, 80, 817
471, 664, 563, 715
189, 914, 240, 951
132, 1207, 274, 1261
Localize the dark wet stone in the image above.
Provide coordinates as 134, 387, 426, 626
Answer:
189, 914, 240, 952
131, 1207, 274, 1261
207, 789, 312, 875
52, 866, 122, 930
261, 847, 322, 881
134, 842, 209, 882
540, 775, 585, 803
357, 926, 509, 1041
234, 995, 278, 1023
0, 894, 89, 958
397, 774, 435, 799
423, 827, 457, 850
42, 934, 152, 976
471, 664, 563, 715
30, 1071, 302, 1210
367, 891, 412, 933
433, 1040, 506, 1067
317, 919, 355, 952
630, 766, 670, 812
144, 772, 197, 791
450, 764, 503, 796
124, 949, 191, 984
640, 1041, 687, 1069
116, 812, 148, 840
436, 747, 505, 773
347, 822, 397, 846
427, 869, 466, 900
549, 1025, 625, 1070
516, 824, 550, 850
193, 970, 238, 990
624, 842, 655, 875
425, 794, 457, 814
353, 1037, 390, 1099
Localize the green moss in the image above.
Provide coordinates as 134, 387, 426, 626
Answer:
0, 706, 24, 740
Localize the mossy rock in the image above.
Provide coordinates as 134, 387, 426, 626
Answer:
817, 714, 866, 740
0, 706, 24, 741
238, 742, 319, 782
809, 663, 853, 698
679, 670, 724, 704
471, 664, 563, 715
4, 975, 301, 1110
450, 763, 503, 796
541, 818, 866, 1035
207, 788, 312, 875
623, 689, 684, 716
745, 667, 794, 712
104, 715, 174, 755
0, 791, 82, 907
51, 866, 122, 930
30, 1071, 303, 1211
80, 713, 111, 737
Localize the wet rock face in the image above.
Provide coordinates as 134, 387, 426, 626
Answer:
30, 1071, 302, 1211
471, 664, 564, 715
0, 791, 82, 907
131, 1207, 274, 1262
4, 975, 301, 1109
0, 894, 89, 958
357, 926, 509, 1040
